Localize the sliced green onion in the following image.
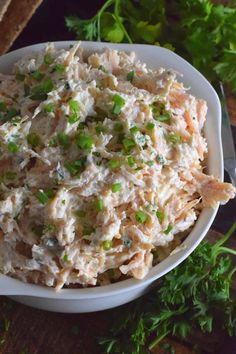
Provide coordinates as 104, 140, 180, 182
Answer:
114, 122, 123, 132
44, 188, 56, 199
111, 183, 122, 193
64, 157, 86, 176
52, 64, 65, 74
43, 223, 55, 233
107, 159, 121, 170
127, 70, 135, 82
135, 210, 148, 224
102, 240, 112, 251
156, 210, 165, 222
156, 154, 165, 165
69, 99, 79, 113
155, 114, 171, 122
77, 133, 93, 149
7, 142, 18, 154
63, 254, 68, 262
68, 113, 80, 124
127, 156, 135, 167
129, 126, 139, 134
146, 122, 155, 130
166, 132, 181, 144
164, 223, 173, 235
93, 199, 103, 211
57, 132, 69, 148
48, 137, 57, 147
112, 94, 125, 115
36, 190, 49, 205
42, 103, 55, 113
122, 138, 135, 151
30, 79, 54, 101
15, 73, 25, 82
30, 70, 44, 81
44, 53, 53, 65
27, 132, 41, 148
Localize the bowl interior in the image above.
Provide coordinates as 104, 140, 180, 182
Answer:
0, 41, 222, 298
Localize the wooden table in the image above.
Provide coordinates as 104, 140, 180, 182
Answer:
0, 1, 236, 353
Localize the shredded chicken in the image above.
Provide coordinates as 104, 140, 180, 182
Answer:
0, 43, 235, 290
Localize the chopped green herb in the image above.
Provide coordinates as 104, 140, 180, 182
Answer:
52, 63, 65, 74
57, 132, 69, 148
0, 101, 6, 112
64, 157, 86, 176
30, 78, 54, 101
113, 121, 123, 132
127, 70, 135, 82
7, 141, 18, 154
127, 156, 135, 167
69, 99, 80, 113
36, 190, 49, 205
166, 132, 181, 144
112, 94, 125, 115
164, 223, 173, 235
30, 70, 44, 81
27, 132, 41, 148
107, 159, 121, 169
122, 138, 135, 151
102, 240, 112, 251
77, 133, 93, 149
63, 254, 68, 262
135, 210, 147, 224
111, 183, 122, 193
93, 198, 103, 211
129, 126, 138, 134
68, 113, 80, 124
156, 210, 165, 222
156, 154, 165, 165
42, 103, 55, 113
146, 160, 154, 167
155, 114, 171, 122
77, 210, 86, 217
146, 122, 155, 130
15, 73, 25, 81
44, 53, 53, 65
61, 199, 66, 205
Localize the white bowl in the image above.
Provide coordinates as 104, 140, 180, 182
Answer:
0, 41, 222, 313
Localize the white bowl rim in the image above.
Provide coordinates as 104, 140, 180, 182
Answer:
0, 41, 222, 299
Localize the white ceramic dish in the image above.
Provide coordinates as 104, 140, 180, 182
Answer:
0, 41, 222, 313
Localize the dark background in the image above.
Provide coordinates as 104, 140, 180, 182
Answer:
12, 0, 236, 233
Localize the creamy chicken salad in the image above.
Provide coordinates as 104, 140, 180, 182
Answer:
0, 43, 235, 290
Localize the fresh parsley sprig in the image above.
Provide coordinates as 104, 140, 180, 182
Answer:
98, 222, 236, 354
65, 0, 236, 91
